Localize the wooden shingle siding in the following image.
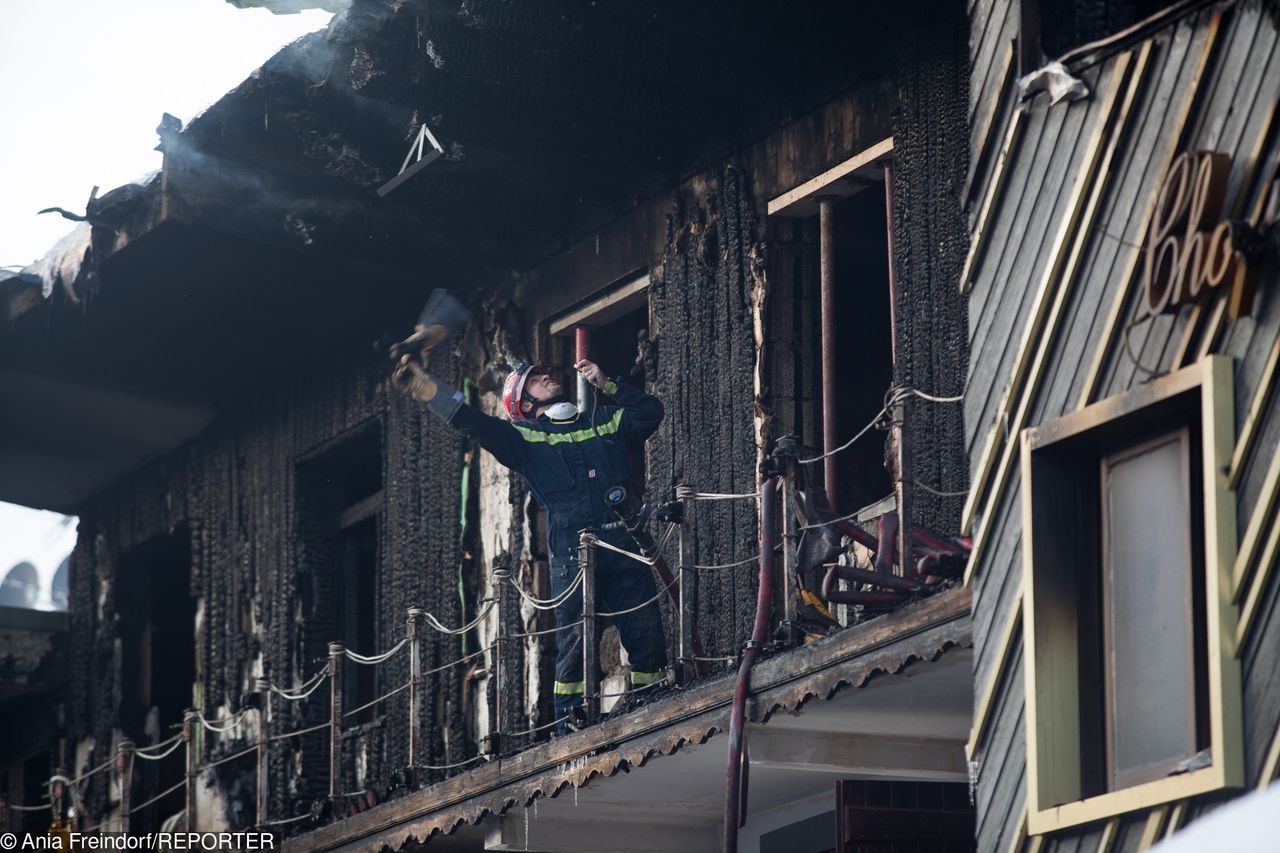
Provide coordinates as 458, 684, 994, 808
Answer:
975, 645, 1027, 853
968, 2, 1280, 849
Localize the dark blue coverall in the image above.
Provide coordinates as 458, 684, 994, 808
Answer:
437, 378, 668, 718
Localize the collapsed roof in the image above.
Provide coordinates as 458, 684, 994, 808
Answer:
0, 0, 907, 511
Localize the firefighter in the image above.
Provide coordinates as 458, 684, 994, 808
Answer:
392, 354, 668, 726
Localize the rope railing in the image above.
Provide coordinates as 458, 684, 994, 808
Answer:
500, 565, 585, 610
12, 436, 953, 838
128, 779, 186, 816
344, 637, 408, 665
343, 681, 410, 720
199, 708, 249, 734
134, 737, 184, 762
270, 670, 329, 702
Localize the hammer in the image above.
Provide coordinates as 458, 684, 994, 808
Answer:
388, 289, 472, 361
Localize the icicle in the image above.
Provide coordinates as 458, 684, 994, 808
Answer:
573, 783, 578, 807
524, 805, 529, 851
967, 758, 980, 806
534, 798, 539, 820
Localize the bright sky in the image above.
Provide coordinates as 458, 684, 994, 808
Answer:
0, 1, 332, 605
0, 0, 332, 270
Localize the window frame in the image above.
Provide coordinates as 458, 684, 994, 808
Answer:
1020, 355, 1242, 834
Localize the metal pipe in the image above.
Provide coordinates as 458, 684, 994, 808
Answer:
677, 492, 693, 683
489, 572, 505, 756
825, 589, 911, 606
255, 678, 270, 827
575, 326, 592, 409
894, 398, 912, 578
819, 198, 839, 509
328, 643, 344, 800
183, 711, 197, 831
407, 609, 422, 767
579, 531, 600, 726
780, 469, 798, 645
117, 740, 133, 834
723, 475, 778, 853
822, 562, 923, 597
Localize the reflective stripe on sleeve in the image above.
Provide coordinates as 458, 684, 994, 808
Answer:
512, 409, 623, 445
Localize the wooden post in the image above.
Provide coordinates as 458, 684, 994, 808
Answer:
183, 710, 197, 831
255, 677, 270, 828
579, 531, 599, 726
117, 739, 134, 834
328, 643, 344, 800
406, 609, 423, 768
677, 488, 694, 683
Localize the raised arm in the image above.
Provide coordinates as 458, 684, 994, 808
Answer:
575, 359, 664, 446
393, 360, 526, 472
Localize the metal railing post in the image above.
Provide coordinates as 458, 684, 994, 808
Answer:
183, 710, 197, 831
488, 569, 507, 756
579, 530, 599, 726
51, 767, 66, 830
117, 739, 134, 834
255, 677, 270, 827
407, 609, 423, 768
780, 463, 799, 646
328, 643, 344, 800
677, 486, 694, 683
893, 396, 912, 578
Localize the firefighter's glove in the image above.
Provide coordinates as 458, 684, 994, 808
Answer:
392, 354, 439, 403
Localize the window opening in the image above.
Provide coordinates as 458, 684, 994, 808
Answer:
829, 189, 895, 515
298, 426, 383, 724
116, 525, 194, 830
768, 141, 895, 516
550, 275, 652, 495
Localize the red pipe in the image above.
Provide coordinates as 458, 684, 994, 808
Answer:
826, 589, 911, 606
724, 476, 777, 852
822, 562, 923, 598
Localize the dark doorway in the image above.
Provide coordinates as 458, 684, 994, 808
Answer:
297, 425, 383, 722
829, 189, 895, 515
116, 525, 195, 828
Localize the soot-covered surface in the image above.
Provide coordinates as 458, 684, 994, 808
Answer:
890, 3, 972, 533
66, 357, 469, 821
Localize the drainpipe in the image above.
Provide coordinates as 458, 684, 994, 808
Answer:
818, 198, 838, 509
575, 326, 592, 408
724, 475, 777, 853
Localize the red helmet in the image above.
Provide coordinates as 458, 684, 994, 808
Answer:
502, 361, 549, 422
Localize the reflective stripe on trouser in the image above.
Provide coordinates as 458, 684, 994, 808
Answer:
554, 680, 584, 696
630, 670, 665, 686
550, 543, 668, 716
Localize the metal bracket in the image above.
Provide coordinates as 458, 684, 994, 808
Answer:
377, 123, 445, 198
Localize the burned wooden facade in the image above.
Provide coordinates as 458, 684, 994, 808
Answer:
24, 0, 1280, 850
964, 1, 1280, 850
